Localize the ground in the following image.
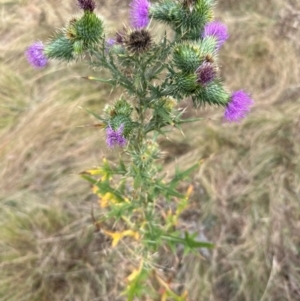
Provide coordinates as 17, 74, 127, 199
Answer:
0, 0, 300, 300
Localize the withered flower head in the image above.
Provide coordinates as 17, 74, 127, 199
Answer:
125, 29, 152, 54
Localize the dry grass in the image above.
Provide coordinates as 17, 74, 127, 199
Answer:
1, 0, 300, 300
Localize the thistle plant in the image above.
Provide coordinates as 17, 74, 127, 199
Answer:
26, 0, 254, 299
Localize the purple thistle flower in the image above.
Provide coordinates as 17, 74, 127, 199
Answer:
77, 0, 96, 12
130, 0, 151, 29
106, 124, 127, 148
105, 38, 116, 51
196, 62, 216, 85
203, 21, 229, 50
25, 41, 48, 69
224, 90, 254, 122
115, 31, 125, 44
106, 38, 116, 47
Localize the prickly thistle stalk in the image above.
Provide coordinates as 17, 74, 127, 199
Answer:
26, 0, 254, 299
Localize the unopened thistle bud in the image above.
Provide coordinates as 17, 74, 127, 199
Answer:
125, 29, 152, 54
113, 98, 133, 116
196, 61, 216, 86
77, 0, 96, 12
110, 115, 134, 137
151, 0, 212, 40
44, 34, 74, 62
175, 73, 198, 94
192, 82, 230, 107
75, 12, 104, 45
172, 43, 201, 74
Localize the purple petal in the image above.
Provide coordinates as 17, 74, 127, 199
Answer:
25, 41, 48, 69
203, 21, 229, 50
130, 0, 150, 29
224, 90, 254, 122
106, 124, 127, 148
105, 38, 116, 52
196, 62, 216, 85
106, 38, 116, 47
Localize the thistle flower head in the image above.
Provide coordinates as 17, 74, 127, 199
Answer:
77, 0, 96, 12
224, 90, 254, 122
106, 124, 127, 148
203, 21, 228, 50
25, 41, 48, 69
105, 38, 116, 51
106, 38, 116, 47
196, 61, 216, 85
125, 29, 152, 53
130, 0, 150, 29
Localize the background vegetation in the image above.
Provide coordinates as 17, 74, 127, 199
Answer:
1, 0, 300, 300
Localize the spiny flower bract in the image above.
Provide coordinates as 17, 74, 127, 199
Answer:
25, 41, 48, 69
130, 0, 151, 29
203, 21, 228, 50
106, 124, 127, 148
224, 90, 254, 122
